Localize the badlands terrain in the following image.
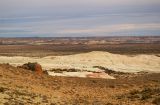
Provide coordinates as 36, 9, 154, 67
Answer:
0, 36, 160, 105
0, 51, 160, 79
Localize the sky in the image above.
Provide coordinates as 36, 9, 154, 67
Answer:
0, 0, 160, 37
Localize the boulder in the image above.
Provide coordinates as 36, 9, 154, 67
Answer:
34, 63, 43, 75
18, 62, 43, 75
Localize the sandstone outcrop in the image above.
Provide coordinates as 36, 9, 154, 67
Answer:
18, 62, 43, 75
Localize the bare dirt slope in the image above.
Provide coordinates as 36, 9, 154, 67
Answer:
0, 64, 160, 105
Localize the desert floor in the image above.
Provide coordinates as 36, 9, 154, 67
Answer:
0, 37, 160, 105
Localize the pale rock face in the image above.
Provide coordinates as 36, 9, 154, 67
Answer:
0, 51, 159, 78
47, 71, 115, 79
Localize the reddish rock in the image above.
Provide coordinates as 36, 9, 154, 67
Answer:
86, 72, 115, 79
34, 63, 43, 75
18, 62, 43, 75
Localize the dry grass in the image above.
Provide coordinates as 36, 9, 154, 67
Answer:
0, 64, 160, 104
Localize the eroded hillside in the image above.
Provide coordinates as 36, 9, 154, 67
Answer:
0, 51, 159, 79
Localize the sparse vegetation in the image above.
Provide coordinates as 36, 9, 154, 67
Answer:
49, 68, 82, 73
0, 36, 160, 57
0, 87, 7, 93
116, 87, 160, 104
0, 64, 160, 104
152, 97, 160, 105
0, 36, 160, 104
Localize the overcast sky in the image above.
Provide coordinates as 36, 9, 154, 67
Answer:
0, 0, 160, 37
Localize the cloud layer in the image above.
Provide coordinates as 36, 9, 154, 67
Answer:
0, 0, 160, 37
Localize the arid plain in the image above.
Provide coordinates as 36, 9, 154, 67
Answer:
0, 36, 160, 105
